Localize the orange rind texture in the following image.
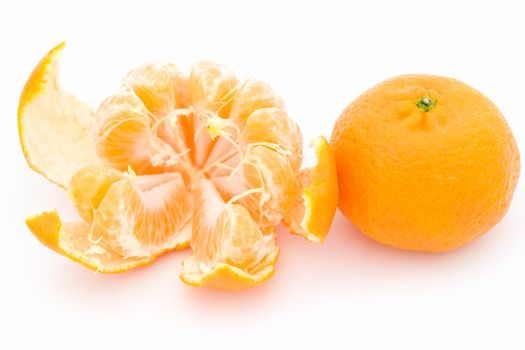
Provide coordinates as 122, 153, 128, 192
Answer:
331, 74, 520, 252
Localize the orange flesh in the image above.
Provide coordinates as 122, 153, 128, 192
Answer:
74, 64, 337, 265
78, 62, 300, 262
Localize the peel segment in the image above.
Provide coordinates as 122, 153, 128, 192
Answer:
26, 211, 157, 273
180, 253, 277, 290
18, 42, 102, 189
284, 136, 338, 243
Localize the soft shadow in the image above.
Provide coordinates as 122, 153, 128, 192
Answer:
51, 248, 188, 297
36, 206, 519, 318
272, 210, 514, 293
174, 210, 503, 315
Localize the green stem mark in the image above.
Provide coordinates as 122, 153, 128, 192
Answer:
416, 96, 437, 112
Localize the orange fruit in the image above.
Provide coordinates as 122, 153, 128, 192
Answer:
331, 74, 520, 252
20, 43, 338, 289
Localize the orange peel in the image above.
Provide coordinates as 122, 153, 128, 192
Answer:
18, 42, 102, 189
26, 211, 157, 274
284, 136, 338, 243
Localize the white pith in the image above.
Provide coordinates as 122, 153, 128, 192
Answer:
20, 57, 102, 188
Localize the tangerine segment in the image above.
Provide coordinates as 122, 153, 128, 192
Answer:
189, 61, 238, 117
283, 136, 338, 243
180, 180, 278, 290
95, 90, 187, 175
242, 107, 303, 171
69, 166, 192, 257
230, 79, 284, 124
26, 211, 156, 273
69, 165, 124, 223
18, 42, 102, 189
241, 145, 300, 229
122, 63, 189, 116
212, 144, 300, 232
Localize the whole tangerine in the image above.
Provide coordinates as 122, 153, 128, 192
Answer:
330, 75, 520, 252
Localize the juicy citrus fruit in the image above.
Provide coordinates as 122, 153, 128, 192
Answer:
20, 43, 338, 289
331, 75, 520, 252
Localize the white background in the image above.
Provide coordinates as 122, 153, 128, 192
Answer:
1, 1, 524, 349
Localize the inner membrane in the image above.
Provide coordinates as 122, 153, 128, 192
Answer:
94, 91, 245, 198
152, 107, 243, 198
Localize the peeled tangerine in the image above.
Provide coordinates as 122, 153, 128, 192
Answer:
19, 43, 338, 289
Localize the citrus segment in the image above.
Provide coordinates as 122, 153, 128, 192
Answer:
95, 90, 186, 175
122, 63, 189, 116
69, 165, 124, 222
284, 136, 338, 243
26, 211, 156, 273
94, 172, 192, 256
230, 79, 284, 124
240, 145, 300, 230
211, 143, 300, 232
180, 180, 278, 290
242, 107, 303, 171
18, 42, 102, 189
69, 166, 192, 257
189, 61, 238, 117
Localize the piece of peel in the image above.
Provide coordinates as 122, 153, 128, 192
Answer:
180, 249, 278, 290
26, 211, 158, 273
283, 136, 338, 243
18, 42, 102, 189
